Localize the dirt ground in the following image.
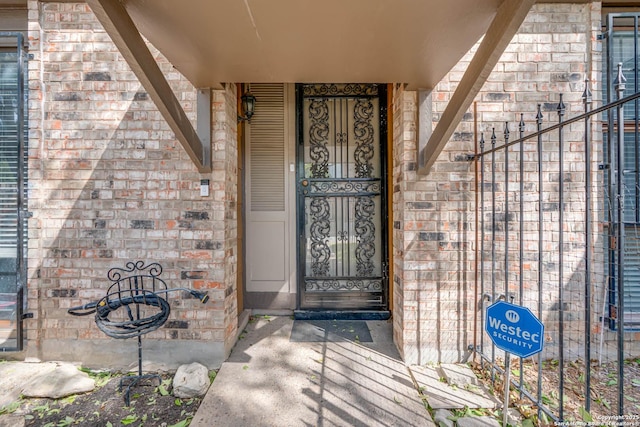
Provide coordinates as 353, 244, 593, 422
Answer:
473, 358, 640, 425
3, 356, 639, 426
0, 370, 205, 427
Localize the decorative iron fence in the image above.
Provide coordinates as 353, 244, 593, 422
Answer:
473, 66, 640, 423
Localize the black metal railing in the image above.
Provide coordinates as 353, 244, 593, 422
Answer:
473, 65, 640, 422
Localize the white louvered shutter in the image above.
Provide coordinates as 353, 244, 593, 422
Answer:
249, 84, 285, 212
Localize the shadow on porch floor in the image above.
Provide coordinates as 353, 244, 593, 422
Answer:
190, 316, 435, 427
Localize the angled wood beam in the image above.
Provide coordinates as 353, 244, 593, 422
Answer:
86, 0, 212, 172
418, 0, 535, 175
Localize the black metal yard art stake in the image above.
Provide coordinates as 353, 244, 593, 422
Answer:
68, 261, 209, 405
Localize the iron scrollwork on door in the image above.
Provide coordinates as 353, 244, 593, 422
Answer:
354, 196, 375, 276
354, 98, 375, 178
309, 197, 331, 276
305, 279, 383, 292
309, 181, 381, 195
298, 83, 387, 310
302, 83, 379, 97
309, 99, 330, 178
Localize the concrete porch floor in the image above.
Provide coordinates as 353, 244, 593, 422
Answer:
190, 316, 436, 427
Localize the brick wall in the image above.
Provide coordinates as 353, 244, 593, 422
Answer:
393, 3, 603, 364
25, 1, 238, 368
218, 86, 239, 354
474, 3, 604, 360
391, 85, 410, 359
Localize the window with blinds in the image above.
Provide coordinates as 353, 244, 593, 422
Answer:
0, 49, 26, 296
604, 13, 640, 326
249, 84, 285, 212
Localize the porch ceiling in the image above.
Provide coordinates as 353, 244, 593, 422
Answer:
123, 0, 504, 89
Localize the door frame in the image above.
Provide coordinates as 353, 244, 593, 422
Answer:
294, 83, 390, 316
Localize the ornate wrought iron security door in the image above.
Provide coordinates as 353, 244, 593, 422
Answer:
297, 84, 388, 311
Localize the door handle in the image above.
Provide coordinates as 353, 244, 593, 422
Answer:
301, 179, 309, 187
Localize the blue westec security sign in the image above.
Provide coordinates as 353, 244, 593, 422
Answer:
485, 301, 544, 358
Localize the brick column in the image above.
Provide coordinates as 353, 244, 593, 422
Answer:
25, 1, 239, 369
392, 3, 599, 364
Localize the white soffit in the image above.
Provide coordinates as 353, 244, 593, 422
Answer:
123, 0, 504, 89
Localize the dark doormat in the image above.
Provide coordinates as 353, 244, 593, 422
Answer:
290, 320, 373, 343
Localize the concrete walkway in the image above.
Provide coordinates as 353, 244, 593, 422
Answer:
191, 316, 435, 427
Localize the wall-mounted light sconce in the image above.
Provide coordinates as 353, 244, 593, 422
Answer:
238, 87, 256, 123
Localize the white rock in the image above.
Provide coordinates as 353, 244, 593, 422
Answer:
172, 362, 210, 398
0, 361, 58, 408
22, 363, 95, 399
0, 414, 25, 427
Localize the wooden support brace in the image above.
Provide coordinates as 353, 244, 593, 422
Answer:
418, 0, 535, 175
86, 0, 212, 172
